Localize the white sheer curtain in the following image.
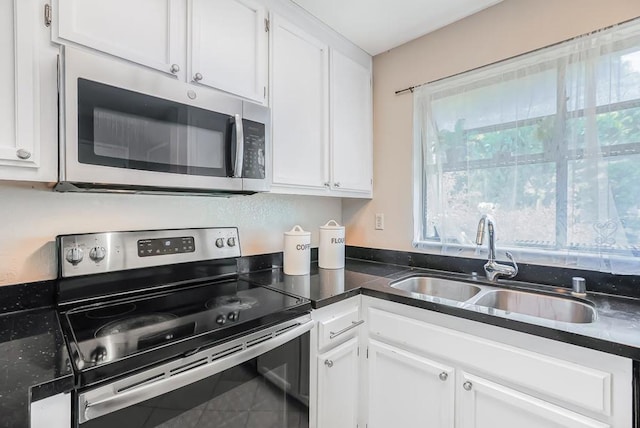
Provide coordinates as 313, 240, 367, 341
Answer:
413, 19, 640, 274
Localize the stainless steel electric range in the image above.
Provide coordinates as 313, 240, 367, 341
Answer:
56, 228, 312, 428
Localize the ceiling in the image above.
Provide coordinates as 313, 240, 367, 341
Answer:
291, 0, 504, 56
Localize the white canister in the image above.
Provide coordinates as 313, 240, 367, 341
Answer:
283, 225, 311, 275
318, 220, 345, 269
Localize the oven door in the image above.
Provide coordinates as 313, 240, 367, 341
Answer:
77, 316, 312, 428
59, 47, 246, 193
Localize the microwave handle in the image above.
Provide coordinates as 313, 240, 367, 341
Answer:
233, 114, 244, 178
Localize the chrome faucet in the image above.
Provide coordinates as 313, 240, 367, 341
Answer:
475, 214, 518, 282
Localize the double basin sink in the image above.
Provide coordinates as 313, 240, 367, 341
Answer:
389, 276, 596, 324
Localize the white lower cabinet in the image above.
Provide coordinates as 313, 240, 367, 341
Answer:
367, 340, 454, 428
30, 393, 71, 428
356, 296, 632, 428
317, 337, 359, 428
311, 296, 363, 428
457, 372, 608, 428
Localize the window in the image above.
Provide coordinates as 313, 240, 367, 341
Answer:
413, 20, 640, 274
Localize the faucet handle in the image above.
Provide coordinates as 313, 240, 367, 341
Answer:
504, 251, 518, 278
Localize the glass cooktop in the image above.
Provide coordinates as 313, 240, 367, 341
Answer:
62, 280, 307, 372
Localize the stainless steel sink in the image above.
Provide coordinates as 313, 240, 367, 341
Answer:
474, 289, 596, 323
390, 276, 481, 302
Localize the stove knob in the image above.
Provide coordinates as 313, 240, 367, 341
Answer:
89, 246, 106, 263
227, 311, 239, 321
215, 238, 225, 248
216, 314, 227, 325
65, 247, 84, 265
227, 237, 236, 247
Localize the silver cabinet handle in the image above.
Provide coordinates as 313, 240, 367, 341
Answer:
170, 64, 180, 74
439, 372, 448, 381
329, 320, 364, 339
323, 182, 330, 188
324, 359, 334, 368
193, 72, 203, 82
334, 182, 341, 188
16, 149, 31, 160
463, 381, 473, 391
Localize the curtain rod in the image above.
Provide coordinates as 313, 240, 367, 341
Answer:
393, 15, 640, 96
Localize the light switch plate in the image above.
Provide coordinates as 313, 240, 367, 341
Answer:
375, 213, 384, 230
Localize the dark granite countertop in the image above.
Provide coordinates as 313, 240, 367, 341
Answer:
0, 308, 74, 428
242, 258, 640, 361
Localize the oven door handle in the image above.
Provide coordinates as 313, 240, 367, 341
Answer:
80, 318, 313, 423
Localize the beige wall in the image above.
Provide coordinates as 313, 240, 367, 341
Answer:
0, 182, 340, 286
343, 0, 640, 252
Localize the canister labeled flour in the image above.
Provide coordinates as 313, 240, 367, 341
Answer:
318, 220, 345, 269
283, 225, 311, 275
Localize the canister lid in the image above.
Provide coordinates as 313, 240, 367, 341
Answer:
285, 225, 311, 236
320, 220, 344, 230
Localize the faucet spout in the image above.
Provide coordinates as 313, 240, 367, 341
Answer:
475, 215, 518, 282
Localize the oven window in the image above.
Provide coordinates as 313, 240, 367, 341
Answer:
81, 333, 310, 428
77, 79, 232, 177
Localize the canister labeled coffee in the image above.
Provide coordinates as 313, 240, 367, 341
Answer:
283, 225, 311, 275
319, 220, 345, 269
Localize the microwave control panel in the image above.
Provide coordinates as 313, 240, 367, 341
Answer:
242, 119, 265, 179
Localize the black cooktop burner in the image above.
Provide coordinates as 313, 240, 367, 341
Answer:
95, 313, 177, 337
61, 279, 309, 386
85, 303, 137, 319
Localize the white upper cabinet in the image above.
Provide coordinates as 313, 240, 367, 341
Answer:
0, 0, 57, 181
269, 13, 373, 198
190, 0, 267, 103
330, 49, 372, 195
54, 0, 268, 101
270, 14, 329, 190
54, 0, 186, 78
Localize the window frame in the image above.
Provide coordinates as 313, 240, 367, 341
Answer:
412, 26, 640, 271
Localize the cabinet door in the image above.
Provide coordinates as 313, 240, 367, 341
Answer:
317, 337, 359, 428
457, 372, 609, 428
31, 393, 71, 428
367, 340, 454, 428
270, 14, 329, 190
55, 0, 185, 77
190, 0, 267, 103
0, 0, 57, 181
330, 49, 372, 195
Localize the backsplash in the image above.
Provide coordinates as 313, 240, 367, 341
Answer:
346, 246, 640, 299
0, 182, 341, 286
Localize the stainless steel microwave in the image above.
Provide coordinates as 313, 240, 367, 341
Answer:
56, 47, 270, 195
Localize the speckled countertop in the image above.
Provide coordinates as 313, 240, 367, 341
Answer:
0, 308, 74, 428
242, 258, 640, 360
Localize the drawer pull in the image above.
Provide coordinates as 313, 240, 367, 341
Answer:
463, 381, 473, 391
324, 359, 334, 368
329, 320, 364, 339
439, 372, 448, 381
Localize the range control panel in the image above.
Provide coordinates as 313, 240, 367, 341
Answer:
59, 228, 240, 278
137, 237, 196, 257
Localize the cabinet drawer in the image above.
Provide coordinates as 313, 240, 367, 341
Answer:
368, 307, 614, 416
318, 306, 362, 351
